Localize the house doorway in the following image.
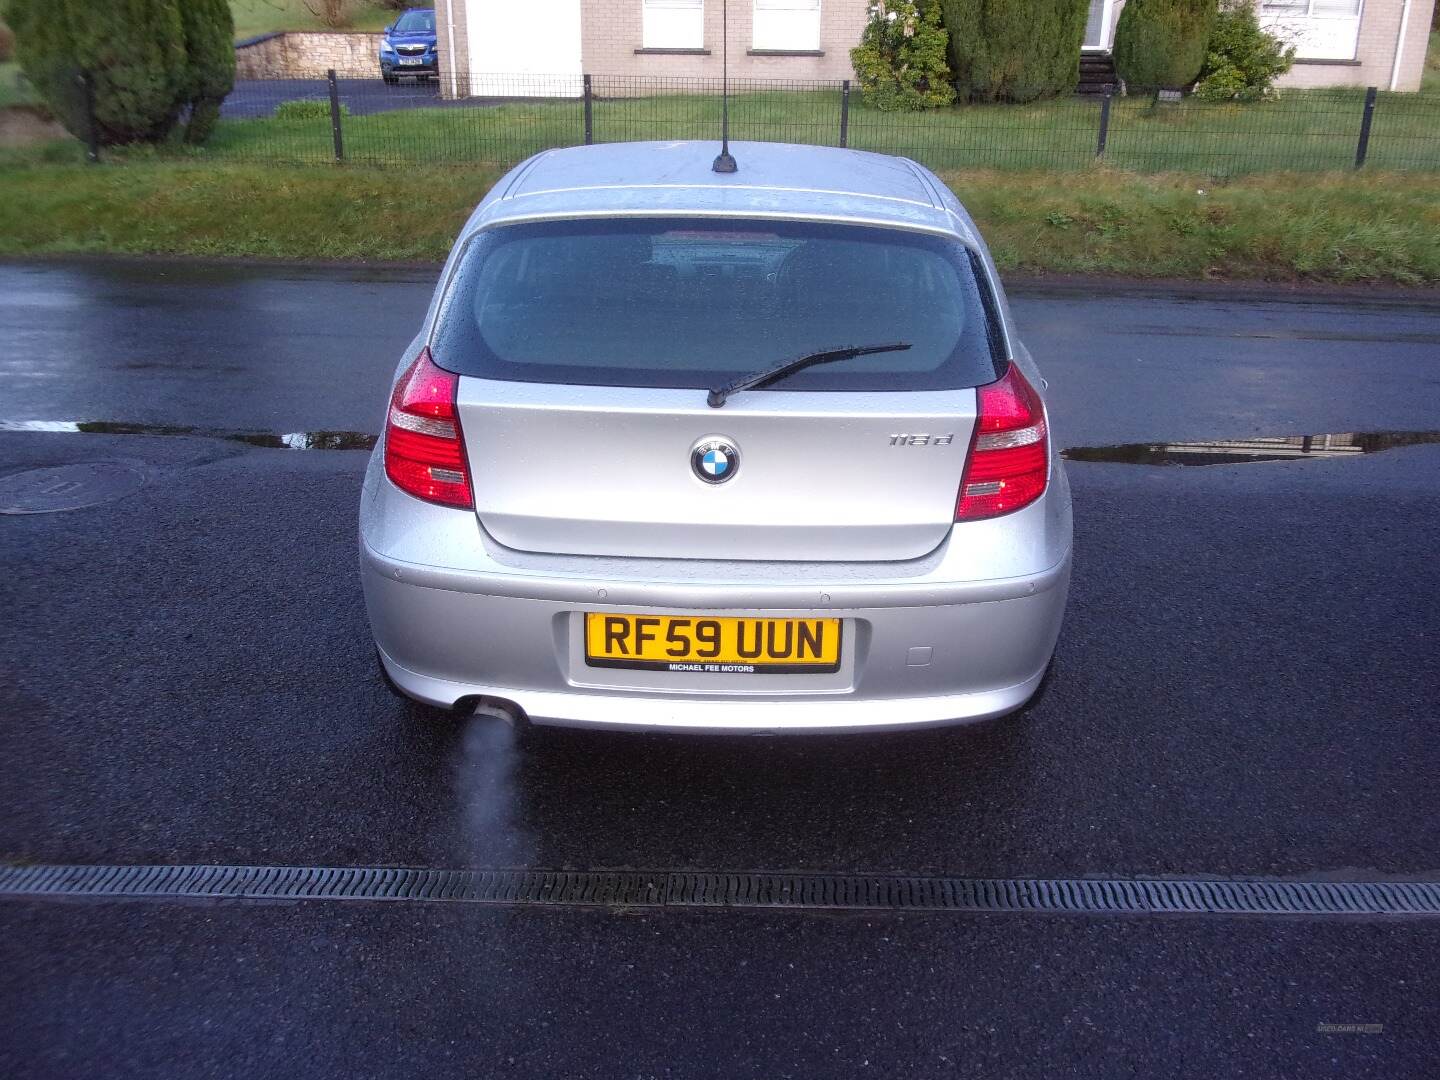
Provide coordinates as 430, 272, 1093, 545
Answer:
465, 0, 583, 96
1083, 0, 1117, 51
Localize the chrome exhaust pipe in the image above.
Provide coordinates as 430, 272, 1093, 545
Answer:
467, 697, 525, 728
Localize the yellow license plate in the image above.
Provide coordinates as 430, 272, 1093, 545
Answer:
584, 613, 842, 674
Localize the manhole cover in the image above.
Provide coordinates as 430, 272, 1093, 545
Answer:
0, 462, 146, 515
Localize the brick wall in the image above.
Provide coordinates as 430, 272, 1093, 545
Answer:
235, 34, 284, 78
435, 0, 867, 97
1271, 0, 1433, 92
439, 0, 470, 96
435, 0, 1436, 98
582, 0, 866, 84
1104, 0, 1433, 93
1392, 0, 1437, 92
235, 32, 385, 79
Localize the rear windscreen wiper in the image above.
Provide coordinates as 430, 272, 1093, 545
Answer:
707, 342, 912, 408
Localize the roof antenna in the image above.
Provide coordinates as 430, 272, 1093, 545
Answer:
712, 0, 737, 173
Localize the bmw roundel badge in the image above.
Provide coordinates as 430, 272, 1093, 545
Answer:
690, 436, 740, 485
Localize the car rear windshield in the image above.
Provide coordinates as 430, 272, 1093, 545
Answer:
430, 217, 1005, 392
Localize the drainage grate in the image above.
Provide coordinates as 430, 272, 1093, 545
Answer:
2, 864, 1439, 918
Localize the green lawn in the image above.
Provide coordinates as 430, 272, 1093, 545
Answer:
185, 84, 1440, 176
1, 160, 1436, 284
230, 0, 419, 39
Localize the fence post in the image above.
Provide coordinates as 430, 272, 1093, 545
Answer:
1354, 86, 1376, 169
327, 68, 345, 163
1096, 90, 1112, 159
583, 74, 594, 145
839, 80, 850, 148
76, 71, 100, 164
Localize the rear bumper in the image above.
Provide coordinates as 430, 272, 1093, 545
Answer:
359, 443, 1072, 733
360, 534, 1071, 734
374, 637, 1056, 734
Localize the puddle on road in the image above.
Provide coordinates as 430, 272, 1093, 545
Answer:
1063, 431, 1440, 467
0, 419, 377, 451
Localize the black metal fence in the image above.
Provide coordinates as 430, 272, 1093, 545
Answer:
64, 69, 1440, 174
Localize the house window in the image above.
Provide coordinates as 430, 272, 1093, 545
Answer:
1260, 0, 1360, 14
752, 0, 822, 52
1259, 0, 1362, 60
643, 0, 705, 50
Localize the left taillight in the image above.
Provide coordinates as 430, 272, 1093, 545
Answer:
383, 347, 473, 509
955, 363, 1049, 522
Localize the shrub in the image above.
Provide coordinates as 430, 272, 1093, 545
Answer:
941, 0, 1089, 103
1194, 0, 1294, 101
1113, 0, 1219, 92
850, 1, 955, 111
6, 0, 189, 144
178, 0, 235, 144
0, 21, 14, 63
274, 97, 348, 120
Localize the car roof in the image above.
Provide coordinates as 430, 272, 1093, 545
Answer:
469, 141, 974, 242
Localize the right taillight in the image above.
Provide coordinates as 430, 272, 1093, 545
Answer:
384, 347, 473, 509
955, 364, 1049, 522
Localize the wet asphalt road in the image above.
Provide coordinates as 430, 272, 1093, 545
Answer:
2, 259, 1440, 1078
4, 259, 1439, 445
222, 77, 496, 119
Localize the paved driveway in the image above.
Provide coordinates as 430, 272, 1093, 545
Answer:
223, 76, 480, 119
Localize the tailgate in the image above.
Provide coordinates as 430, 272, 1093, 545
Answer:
457, 379, 975, 562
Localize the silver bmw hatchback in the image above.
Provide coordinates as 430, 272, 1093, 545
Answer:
360, 140, 1072, 734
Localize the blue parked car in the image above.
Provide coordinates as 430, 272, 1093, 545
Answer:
379, 8, 438, 85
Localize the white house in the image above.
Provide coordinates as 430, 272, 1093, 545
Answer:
433, 0, 1436, 98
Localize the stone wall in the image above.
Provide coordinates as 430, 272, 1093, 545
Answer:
235, 32, 385, 79
0, 105, 70, 149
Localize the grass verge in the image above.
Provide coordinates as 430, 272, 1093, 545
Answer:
1, 160, 1437, 284
946, 169, 1440, 283
0, 161, 487, 261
